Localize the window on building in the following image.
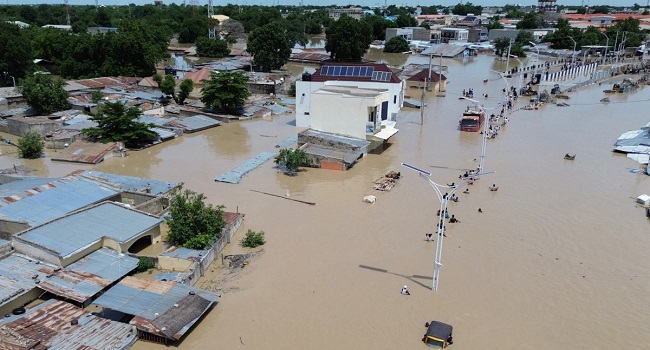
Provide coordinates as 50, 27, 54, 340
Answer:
393, 95, 397, 104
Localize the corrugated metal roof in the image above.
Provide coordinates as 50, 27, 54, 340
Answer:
420, 44, 469, 58
172, 115, 221, 132
160, 246, 206, 261
301, 129, 371, 148
152, 127, 177, 140
215, 151, 276, 184
15, 202, 163, 259
0, 299, 137, 350
0, 253, 55, 308
0, 176, 119, 226
303, 144, 365, 164
80, 171, 179, 196
92, 276, 218, 340
0, 238, 8, 246
38, 248, 138, 303
276, 135, 297, 148
0, 176, 58, 205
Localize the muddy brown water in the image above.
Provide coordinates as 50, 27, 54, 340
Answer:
1, 54, 649, 349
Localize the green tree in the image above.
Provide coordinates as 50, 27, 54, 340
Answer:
178, 15, 209, 43
17, 132, 44, 159
396, 14, 417, 28
195, 37, 230, 58
274, 148, 309, 175
247, 22, 292, 72
18, 75, 70, 114
325, 16, 373, 62
240, 229, 266, 248
0, 22, 33, 81
90, 89, 103, 104
165, 186, 226, 250
515, 30, 535, 46
200, 70, 250, 113
384, 36, 409, 53
487, 16, 504, 30
452, 2, 482, 16
516, 12, 542, 29
493, 37, 511, 57
590, 6, 609, 14
82, 101, 156, 148
177, 79, 194, 105
153, 73, 176, 96
362, 14, 397, 41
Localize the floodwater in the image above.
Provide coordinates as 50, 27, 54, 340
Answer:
2, 54, 650, 350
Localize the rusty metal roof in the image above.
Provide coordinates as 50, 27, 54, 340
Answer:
37, 248, 138, 303
0, 299, 137, 350
0, 253, 56, 310
50, 140, 121, 164
93, 276, 219, 340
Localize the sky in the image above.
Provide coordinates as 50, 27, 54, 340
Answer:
2, 0, 645, 7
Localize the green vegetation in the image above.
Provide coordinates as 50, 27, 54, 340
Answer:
452, 2, 482, 16
361, 14, 397, 41
240, 229, 266, 248
82, 101, 157, 149
165, 186, 226, 250
200, 71, 250, 113
247, 22, 292, 72
135, 257, 156, 273
195, 37, 230, 58
325, 16, 373, 62
17, 132, 44, 159
153, 73, 194, 105
487, 16, 504, 30
18, 74, 70, 114
384, 37, 410, 53
274, 148, 309, 175
544, 17, 644, 51
0, 22, 32, 82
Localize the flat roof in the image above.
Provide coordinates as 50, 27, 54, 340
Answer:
15, 202, 163, 259
93, 276, 219, 340
316, 85, 387, 98
37, 248, 138, 303
0, 299, 137, 350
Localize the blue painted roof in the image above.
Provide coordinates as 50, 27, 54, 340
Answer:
37, 248, 138, 302
161, 246, 207, 260
0, 238, 8, 246
0, 176, 119, 226
80, 171, 178, 196
16, 202, 163, 259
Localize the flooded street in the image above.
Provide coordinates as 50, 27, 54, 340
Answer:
2, 54, 650, 349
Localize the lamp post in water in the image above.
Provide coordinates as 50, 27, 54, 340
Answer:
600, 32, 609, 65
461, 97, 499, 175
508, 54, 523, 92
401, 163, 493, 292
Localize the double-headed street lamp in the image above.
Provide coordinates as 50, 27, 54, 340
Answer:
529, 41, 540, 83
508, 54, 523, 92
401, 163, 492, 292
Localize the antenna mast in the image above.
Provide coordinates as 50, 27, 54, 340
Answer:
208, 0, 216, 39
65, 0, 70, 26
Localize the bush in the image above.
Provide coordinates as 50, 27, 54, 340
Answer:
240, 230, 266, 248
274, 148, 309, 175
384, 36, 409, 53
18, 132, 44, 159
135, 257, 155, 273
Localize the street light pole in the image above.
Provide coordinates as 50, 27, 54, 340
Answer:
461, 97, 499, 175
568, 36, 577, 62
600, 32, 609, 65
508, 54, 523, 92
529, 41, 540, 84
401, 163, 493, 292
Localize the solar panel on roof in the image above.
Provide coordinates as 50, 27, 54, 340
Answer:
352, 66, 360, 76
341, 66, 349, 76
366, 67, 374, 76
333, 66, 341, 75
321, 66, 330, 75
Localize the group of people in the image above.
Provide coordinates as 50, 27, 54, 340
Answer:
461, 88, 474, 98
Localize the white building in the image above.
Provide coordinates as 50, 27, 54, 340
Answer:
296, 63, 405, 129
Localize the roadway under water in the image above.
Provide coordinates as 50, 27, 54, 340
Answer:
1, 53, 649, 349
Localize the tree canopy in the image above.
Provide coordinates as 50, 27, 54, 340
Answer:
18, 132, 44, 159
195, 37, 230, 58
0, 22, 33, 82
361, 15, 397, 41
18, 74, 70, 114
325, 16, 373, 62
153, 73, 194, 105
274, 148, 309, 175
200, 70, 250, 113
384, 37, 409, 53
247, 22, 292, 72
165, 186, 226, 250
82, 101, 157, 149
452, 2, 482, 16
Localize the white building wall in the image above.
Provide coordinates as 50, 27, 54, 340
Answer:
310, 90, 387, 139
296, 80, 404, 128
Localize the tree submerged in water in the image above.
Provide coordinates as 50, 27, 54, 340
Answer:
274, 148, 309, 175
